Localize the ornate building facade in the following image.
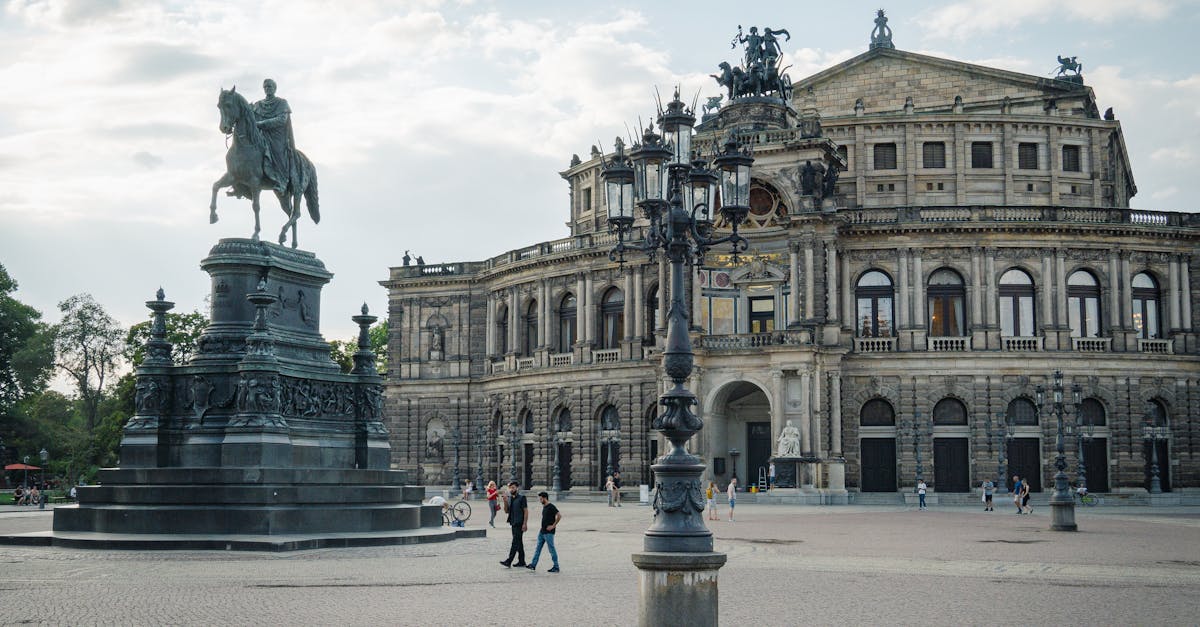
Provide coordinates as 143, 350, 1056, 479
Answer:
381, 23, 1198, 501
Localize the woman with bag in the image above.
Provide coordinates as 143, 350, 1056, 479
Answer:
486, 480, 500, 528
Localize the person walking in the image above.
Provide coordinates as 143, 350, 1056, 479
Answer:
1019, 477, 1033, 514
1011, 475, 1023, 514
526, 491, 562, 573
486, 480, 499, 528
604, 475, 615, 507
768, 462, 776, 491
706, 481, 719, 520
982, 479, 995, 511
916, 479, 928, 510
612, 471, 623, 507
499, 481, 528, 568
727, 477, 738, 521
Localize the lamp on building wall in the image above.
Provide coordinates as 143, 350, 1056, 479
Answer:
727, 448, 740, 481
603, 88, 754, 623
1036, 371, 1081, 531
1142, 402, 1168, 495
1066, 404, 1095, 492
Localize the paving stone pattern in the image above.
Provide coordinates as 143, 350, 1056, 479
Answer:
1, 502, 1198, 625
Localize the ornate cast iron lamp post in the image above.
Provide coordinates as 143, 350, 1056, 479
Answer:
551, 432, 564, 492
904, 410, 927, 484
603, 89, 753, 625
1066, 407, 1095, 492
1142, 403, 1168, 494
1037, 371, 1081, 531
475, 424, 488, 495
507, 419, 519, 486
996, 411, 1010, 492
450, 426, 461, 492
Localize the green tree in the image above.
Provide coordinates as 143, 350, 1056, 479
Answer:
124, 311, 209, 367
328, 320, 388, 374
52, 294, 124, 433
0, 263, 54, 412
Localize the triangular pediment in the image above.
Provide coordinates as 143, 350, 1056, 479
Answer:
793, 48, 1094, 118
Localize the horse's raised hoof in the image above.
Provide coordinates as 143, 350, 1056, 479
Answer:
278, 232, 287, 245
209, 210, 219, 224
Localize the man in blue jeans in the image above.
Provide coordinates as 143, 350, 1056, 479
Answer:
527, 491, 562, 573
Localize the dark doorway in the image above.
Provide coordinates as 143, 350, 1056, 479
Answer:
860, 438, 897, 492
523, 443, 533, 489
746, 422, 771, 485
647, 438, 659, 485
1007, 437, 1042, 492
599, 441, 621, 488
1144, 440, 1172, 492
933, 437, 970, 492
1082, 438, 1109, 493
557, 442, 572, 490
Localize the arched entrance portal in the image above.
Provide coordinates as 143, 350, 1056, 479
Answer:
706, 380, 773, 488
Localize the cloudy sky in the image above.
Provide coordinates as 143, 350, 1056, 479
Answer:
1, 0, 1198, 347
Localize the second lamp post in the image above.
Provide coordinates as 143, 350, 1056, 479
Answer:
1037, 371, 1081, 531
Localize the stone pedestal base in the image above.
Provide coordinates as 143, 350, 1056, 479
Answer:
1049, 496, 1077, 531
631, 552, 726, 627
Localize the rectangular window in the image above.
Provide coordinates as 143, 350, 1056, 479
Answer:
1062, 145, 1081, 172
837, 145, 849, 168
971, 142, 993, 168
873, 143, 897, 170
922, 142, 946, 168
749, 296, 775, 333
1018, 143, 1038, 169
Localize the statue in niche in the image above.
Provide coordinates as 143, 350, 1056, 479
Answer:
800, 160, 817, 196
426, 428, 445, 461
822, 164, 839, 200
776, 420, 802, 457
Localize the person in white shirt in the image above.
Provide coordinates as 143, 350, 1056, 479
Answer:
727, 477, 738, 521
917, 480, 928, 510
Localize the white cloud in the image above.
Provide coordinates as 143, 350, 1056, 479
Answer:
1150, 146, 1194, 163
918, 0, 1171, 41
1151, 186, 1179, 200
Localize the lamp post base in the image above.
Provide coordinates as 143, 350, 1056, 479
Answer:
1048, 496, 1077, 531
631, 552, 726, 627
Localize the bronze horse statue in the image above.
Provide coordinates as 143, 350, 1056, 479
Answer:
210, 87, 319, 248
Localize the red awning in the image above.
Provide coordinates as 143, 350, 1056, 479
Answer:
3, 463, 41, 471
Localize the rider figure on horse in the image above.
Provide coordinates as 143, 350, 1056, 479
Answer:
252, 79, 295, 196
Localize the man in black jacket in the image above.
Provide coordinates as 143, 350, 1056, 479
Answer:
500, 481, 528, 568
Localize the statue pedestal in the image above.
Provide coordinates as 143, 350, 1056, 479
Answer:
632, 552, 726, 627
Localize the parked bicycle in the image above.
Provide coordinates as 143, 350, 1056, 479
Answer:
1075, 490, 1102, 507
428, 496, 472, 526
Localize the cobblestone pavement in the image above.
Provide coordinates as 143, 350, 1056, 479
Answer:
1, 502, 1198, 626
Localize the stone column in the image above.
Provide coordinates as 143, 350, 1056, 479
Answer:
772, 371, 785, 443
691, 260, 704, 332
486, 293, 495, 356
912, 251, 926, 347
1109, 252, 1121, 331
897, 248, 910, 329
810, 368, 823, 457
624, 271, 636, 340
804, 245, 815, 321
1055, 249, 1068, 330
584, 273, 595, 345
509, 287, 520, 355
634, 268, 645, 341
1169, 256, 1182, 332
970, 247, 983, 329
825, 243, 838, 324
632, 553, 727, 627
537, 280, 548, 348
985, 248, 996, 326
799, 372, 811, 453
841, 254, 853, 329
1121, 252, 1133, 328
1041, 250, 1054, 340
789, 245, 801, 326
1182, 256, 1193, 331
827, 371, 846, 494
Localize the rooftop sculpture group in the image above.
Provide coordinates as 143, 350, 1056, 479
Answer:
711, 25, 793, 102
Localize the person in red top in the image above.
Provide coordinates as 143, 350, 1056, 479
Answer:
486, 480, 500, 528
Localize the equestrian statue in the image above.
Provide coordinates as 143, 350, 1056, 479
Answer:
210, 79, 320, 249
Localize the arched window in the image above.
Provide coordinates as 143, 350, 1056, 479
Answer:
1131, 273, 1161, 339
1079, 398, 1106, 427
860, 399, 896, 426
645, 285, 659, 342
927, 268, 965, 336
999, 269, 1036, 337
555, 408, 572, 432
523, 300, 538, 356
600, 288, 624, 349
600, 405, 620, 431
855, 270, 894, 337
522, 409, 535, 434
496, 304, 509, 355
933, 398, 967, 425
1067, 270, 1102, 338
1146, 399, 1168, 427
1007, 398, 1038, 426
558, 293, 577, 352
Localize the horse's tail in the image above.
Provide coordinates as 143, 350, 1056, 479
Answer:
305, 167, 320, 224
